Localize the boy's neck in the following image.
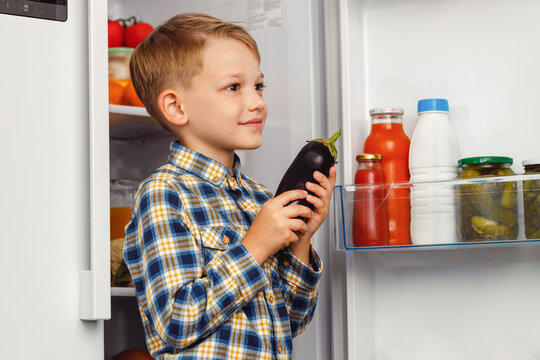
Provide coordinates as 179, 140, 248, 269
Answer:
191, 143, 236, 170
175, 133, 236, 170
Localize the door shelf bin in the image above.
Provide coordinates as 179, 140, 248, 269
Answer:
333, 174, 540, 251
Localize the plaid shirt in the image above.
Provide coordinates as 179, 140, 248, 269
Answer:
124, 141, 322, 359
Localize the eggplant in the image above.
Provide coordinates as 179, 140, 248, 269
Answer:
275, 130, 341, 211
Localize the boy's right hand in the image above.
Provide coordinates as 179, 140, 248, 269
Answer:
242, 190, 313, 265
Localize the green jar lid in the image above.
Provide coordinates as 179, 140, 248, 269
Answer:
108, 47, 134, 55
458, 156, 513, 166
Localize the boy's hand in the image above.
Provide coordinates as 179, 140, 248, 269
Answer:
242, 190, 313, 265
289, 166, 337, 264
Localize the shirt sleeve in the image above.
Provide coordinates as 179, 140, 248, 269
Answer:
123, 179, 268, 350
276, 245, 323, 337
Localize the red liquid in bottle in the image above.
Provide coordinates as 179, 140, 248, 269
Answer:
353, 154, 389, 247
363, 108, 411, 245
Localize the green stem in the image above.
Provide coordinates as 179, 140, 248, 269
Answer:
313, 129, 341, 162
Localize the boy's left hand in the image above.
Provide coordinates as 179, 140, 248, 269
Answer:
292, 166, 337, 244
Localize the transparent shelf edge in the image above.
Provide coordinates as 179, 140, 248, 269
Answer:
109, 104, 149, 117
111, 287, 136, 297
333, 173, 540, 252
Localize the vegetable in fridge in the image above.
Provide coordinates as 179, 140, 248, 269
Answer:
456, 157, 518, 242
275, 130, 341, 211
523, 162, 540, 239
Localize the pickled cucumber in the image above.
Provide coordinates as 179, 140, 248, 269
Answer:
523, 177, 540, 239
471, 216, 511, 240
457, 160, 518, 242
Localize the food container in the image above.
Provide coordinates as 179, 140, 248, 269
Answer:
108, 47, 133, 82
110, 178, 140, 287
456, 156, 518, 242
353, 153, 389, 247
522, 158, 540, 239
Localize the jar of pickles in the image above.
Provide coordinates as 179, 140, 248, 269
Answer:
523, 158, 540, 239
456, 156, 518, 242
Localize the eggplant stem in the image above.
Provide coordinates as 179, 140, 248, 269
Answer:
313, 130, 341, 163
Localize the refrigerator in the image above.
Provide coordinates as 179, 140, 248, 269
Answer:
2, 0, 540, 359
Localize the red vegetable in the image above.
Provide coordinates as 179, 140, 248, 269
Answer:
124, 22, 154, 48
108, 20, 124, 48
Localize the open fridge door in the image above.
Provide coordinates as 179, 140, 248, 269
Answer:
0, 0, 109, 359
327, 0, 540, 359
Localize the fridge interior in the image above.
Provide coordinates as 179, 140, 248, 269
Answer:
335, 0, 540, 358
106, 0, 330, 358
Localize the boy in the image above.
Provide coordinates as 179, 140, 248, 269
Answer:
123, 13, 336, 359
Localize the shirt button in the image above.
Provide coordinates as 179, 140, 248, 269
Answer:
277, 345, 282, 353
282, 259, 290, 267
222, 236, 230, 244
268, 295, 275, 304
213, 176, 220, 182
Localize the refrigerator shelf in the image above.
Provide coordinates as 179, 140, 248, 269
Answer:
333, 174, 540, 251
109, 104, 169, 139
111, 287, 135, 297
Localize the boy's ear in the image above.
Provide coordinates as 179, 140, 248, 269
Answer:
157, 89, 189, 126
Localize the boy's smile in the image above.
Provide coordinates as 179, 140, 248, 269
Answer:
178, 37, 268, 169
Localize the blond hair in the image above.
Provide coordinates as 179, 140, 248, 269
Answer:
129, 13, 260, 130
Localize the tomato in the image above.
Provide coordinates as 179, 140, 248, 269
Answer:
108, 20, 124, 48
124, 22, 154, 48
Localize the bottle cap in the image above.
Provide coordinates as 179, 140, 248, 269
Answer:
369, 107, 404, 116
418, 98, 449, 113
523, 158, 540, 166
356, 153, 382, 162
458, 156, 513, 166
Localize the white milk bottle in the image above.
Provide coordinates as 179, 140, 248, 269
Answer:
409, 98, 460, 245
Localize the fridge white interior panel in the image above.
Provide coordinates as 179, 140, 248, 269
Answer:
342, 0, 540, 180
0, 1, 105, 359
338, 0, 540, 359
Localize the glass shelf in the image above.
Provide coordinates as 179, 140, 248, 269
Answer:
109, 104, 169, 139
111, 287, 135, 297
333, 173, 540, 251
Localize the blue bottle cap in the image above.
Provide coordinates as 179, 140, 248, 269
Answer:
418, 98, 449, 113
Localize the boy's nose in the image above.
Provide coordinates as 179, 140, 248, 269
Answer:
247, 90, 266, 112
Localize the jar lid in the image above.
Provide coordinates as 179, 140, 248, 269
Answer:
369, 107, 404, 116
458, 156, 513, 166
523, 158, 540, 166
356, 153, 382, 162
418, 98, 449, 113
108, 47, 134, 55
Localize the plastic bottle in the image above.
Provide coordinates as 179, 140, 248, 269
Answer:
353, 153, 389, 247
364, 108, 411, 245
409, 98, 460, 245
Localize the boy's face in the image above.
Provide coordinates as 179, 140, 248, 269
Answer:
180, 37, 267, 163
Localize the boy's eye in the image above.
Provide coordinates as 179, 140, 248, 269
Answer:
226, 84, 239, 91
255, 83, 266, 92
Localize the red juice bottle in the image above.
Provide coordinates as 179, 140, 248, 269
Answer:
363, 108, 411, 245
353, 154, 389, 247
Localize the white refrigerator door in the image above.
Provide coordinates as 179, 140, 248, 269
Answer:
328, 0, 540, 359
0, 0, 110, 359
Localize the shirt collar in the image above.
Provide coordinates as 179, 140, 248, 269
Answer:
168, 141, 242, 186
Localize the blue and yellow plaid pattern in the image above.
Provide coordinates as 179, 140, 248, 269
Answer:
124, 141, 322, 359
